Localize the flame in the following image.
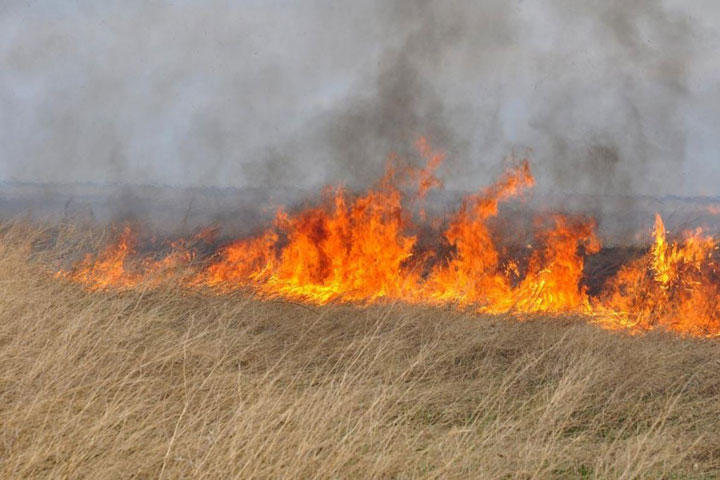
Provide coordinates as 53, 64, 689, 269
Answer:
512, 215, 600, 314
54, 139, 720, 337
57, 226, 141, 290
412, 136, 444, 202
253, 169, 418, 304
58, 226, 205, 290
420, 161, 534, 309
600, 214, 720, 336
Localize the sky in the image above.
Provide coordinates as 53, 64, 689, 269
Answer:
1, 0, 720, 196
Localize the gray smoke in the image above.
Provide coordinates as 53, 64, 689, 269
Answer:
1, 0, 719, 196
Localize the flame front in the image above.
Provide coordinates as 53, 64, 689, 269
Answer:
57, 226, 141, 290
55, 140, 720, 337
599, 214, 720, 336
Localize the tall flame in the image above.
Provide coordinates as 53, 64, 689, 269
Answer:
55, 140, 720, 337
600, 214, 720, 336
513, 215, 600, 314
420, 161, 533, 309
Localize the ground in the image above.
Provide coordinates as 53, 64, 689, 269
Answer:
1, 223, 719, 479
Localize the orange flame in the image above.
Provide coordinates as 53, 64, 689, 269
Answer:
600, 214, 720, 336
54, 139, 720, 337
421, 161, 534, 309
57, 226, 141, 290
58, 226, 204, 290
512, 215, 600, 314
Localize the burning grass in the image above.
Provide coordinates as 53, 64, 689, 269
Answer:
4, 140, 720, 476
51, 140, 720, 337
1, 223, 720, 478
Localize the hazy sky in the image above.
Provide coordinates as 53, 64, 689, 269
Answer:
1, 0, 719, 195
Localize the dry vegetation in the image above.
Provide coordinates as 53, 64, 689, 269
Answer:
1, 222, 720, 479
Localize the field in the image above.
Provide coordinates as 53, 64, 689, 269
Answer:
0, 223, 719, 479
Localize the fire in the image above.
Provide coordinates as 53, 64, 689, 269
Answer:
260, 179, 419, 304
600, 214, 720, 336
54, 139, 720, 337
57, 226, 141, 290
420, 161, 533, 309
201, 230, 279, 288
58, 226, 204, 291
512, 215, 600, 314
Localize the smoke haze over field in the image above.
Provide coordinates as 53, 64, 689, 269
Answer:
1, 0, 720, 195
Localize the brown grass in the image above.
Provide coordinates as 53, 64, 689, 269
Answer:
1, 222, 720, 479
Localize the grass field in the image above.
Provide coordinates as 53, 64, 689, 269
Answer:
1, 223, 720, 479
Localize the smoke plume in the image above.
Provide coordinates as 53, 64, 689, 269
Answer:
1, 0, 718, 196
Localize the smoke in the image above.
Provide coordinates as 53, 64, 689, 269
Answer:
1, 0, 718, 196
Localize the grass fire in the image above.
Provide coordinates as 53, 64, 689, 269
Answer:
3, 206, 720, 478
4, 0, 720, 478
53, 139, 720, 338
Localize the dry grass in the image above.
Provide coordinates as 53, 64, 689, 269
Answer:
1, 223, 720, 479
